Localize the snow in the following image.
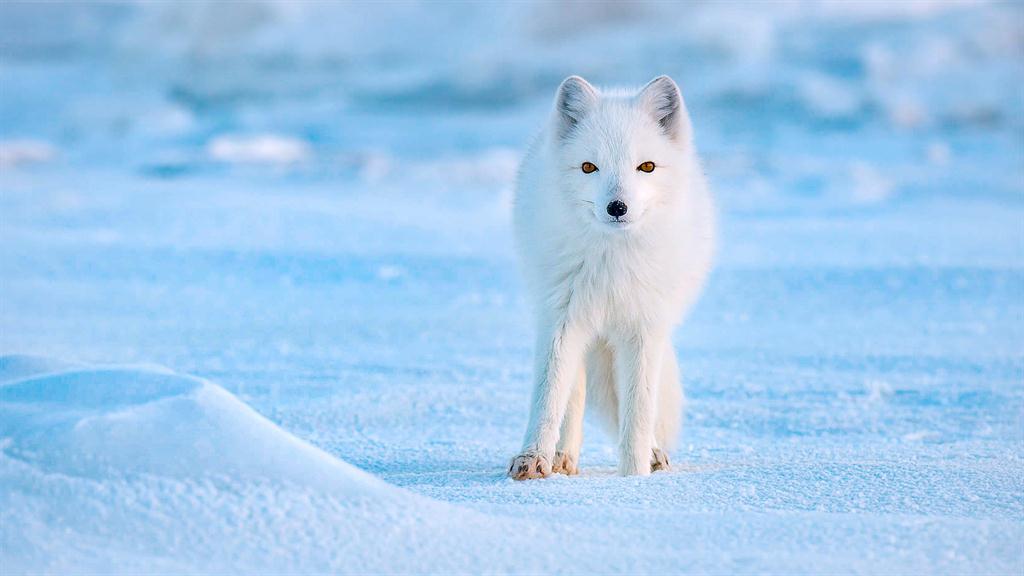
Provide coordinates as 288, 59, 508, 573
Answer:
1, 1, 1022, 574
0, 357, 382, 487
0, 140, 55, 168
207, 134, 311, 165
0, 356, 582, 574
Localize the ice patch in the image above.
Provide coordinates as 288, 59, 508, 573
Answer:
797, 74, 861, 120
849, 161, 895, 204
819, 0, 990, 21
0, 140, 56, 168
863, 379, 894, 404
376, 264, 405, 281
206, 134, 311, 164
927, 141, 952, 166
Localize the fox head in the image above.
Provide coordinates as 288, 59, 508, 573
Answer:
549, 75, 693, 230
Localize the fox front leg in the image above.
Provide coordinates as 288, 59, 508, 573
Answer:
509, 320, 586, 480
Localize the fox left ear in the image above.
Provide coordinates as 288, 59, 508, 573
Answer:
638, 75, 690, 142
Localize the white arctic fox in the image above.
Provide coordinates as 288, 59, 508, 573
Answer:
509, 75, 714, 479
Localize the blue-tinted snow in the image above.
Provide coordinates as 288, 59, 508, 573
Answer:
1, 1, 1022, 574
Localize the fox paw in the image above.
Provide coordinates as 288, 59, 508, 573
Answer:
651, 447, 671, 472
508, 452, 552, 480
551, 451, 578, 476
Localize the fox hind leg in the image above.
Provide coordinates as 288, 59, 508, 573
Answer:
553, 365, 586, 475
581, 338, 682, 474
652, 345, 683, 471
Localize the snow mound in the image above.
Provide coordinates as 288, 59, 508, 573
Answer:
0, 355, 550, 574
0, 356, 384, 493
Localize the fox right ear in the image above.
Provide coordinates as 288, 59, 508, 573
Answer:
554, 76, 597, 138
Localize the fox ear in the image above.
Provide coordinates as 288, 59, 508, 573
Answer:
554, 75, 597, 138
638, 75, 689, 141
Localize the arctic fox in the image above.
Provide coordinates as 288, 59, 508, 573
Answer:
509, 75, 714, 479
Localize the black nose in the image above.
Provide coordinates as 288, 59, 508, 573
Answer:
606, 200, 628, 218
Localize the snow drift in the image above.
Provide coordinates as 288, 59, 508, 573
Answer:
0, 355, 554, 574
0, 355, 383, 490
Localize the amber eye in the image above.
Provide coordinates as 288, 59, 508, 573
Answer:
637, 161, 655, 173
581, 162, 598, 174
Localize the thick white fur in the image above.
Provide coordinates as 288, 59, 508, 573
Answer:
509, 75, 714, 478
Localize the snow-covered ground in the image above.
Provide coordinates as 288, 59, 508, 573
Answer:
1, 2, 1022, 573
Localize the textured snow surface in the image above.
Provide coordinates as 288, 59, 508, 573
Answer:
0, 356, 584, 574
1, 1, 1022, 574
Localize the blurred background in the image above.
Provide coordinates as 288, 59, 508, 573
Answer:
2, 0, 1023, 457
1, 1, 1022, 572
3, 1, 1020, 210
3, 0, 1023, 426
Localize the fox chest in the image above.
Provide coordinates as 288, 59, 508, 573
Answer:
547, 249, 676, 331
